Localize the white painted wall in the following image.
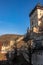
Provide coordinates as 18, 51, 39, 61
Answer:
37, 9, 43, 27
30, 8, 43, 32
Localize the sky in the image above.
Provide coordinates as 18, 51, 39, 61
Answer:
0, 0, 43, 35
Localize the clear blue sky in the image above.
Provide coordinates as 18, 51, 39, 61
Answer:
0, 0, 43, 35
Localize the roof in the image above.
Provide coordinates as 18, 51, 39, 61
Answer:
29, 3, 43, 17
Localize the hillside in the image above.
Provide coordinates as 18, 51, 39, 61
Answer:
0, 34, 27, 49
0, 34, 23, 42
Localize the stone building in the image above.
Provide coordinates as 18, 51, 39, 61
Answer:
0, 3, 43, 65
29, 3, 43, 33
29, 3, 43, 65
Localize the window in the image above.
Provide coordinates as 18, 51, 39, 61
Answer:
32, 21, 33, 25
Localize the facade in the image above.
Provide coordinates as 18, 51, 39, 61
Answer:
29, 3, 43, 33
29, 3, 43, 65
31, 34, 43, 65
